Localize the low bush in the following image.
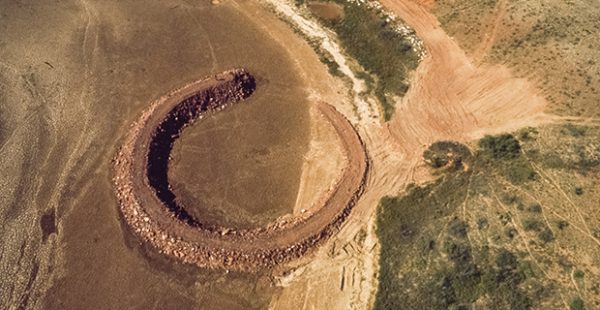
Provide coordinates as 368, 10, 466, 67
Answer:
538, 229, 555, 243
527, 203, 542, 213
423, 141, 472, 170
523, 219, 544, 232
570, 297, 585, 310
479, 134, 522, 160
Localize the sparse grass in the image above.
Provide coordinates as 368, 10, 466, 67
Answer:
375, 147, 535, 308
525, 124, 600, 175
307, 38, 342, 76
434, 0, 600, 117
375, 170, 470, 309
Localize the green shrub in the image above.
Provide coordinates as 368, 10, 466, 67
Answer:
477, 218, 489, 230
325, 1, 419, 120
527, 203, 542, 213
505, 227, 518, 239
423, 141, 472, 170
538, 229, 555, 243
448, 218, 469, 239
562, 124, 586, 137
557, 220, 570, 230
518, 127, 538, 140
479, 134, 522, 160
523, 219, 543, 232
570, 297, 585, 310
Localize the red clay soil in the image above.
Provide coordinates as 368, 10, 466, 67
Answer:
113, 69, 369, 271
380, 0, 549, 156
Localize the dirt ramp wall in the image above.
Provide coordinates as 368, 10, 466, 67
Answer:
113, 68, 368, 271
147, 71, 256, 227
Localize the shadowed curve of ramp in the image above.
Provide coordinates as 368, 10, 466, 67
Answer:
113, 68, 369, 271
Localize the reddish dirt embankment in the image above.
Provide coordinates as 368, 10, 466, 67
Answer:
113, 69, 369, 271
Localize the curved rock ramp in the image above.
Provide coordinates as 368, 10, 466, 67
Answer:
113, 69, 369, 271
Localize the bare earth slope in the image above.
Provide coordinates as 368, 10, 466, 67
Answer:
381, 0, 549, 156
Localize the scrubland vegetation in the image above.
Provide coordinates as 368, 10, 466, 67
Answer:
376, 126, 600, 309
299, 0, 419, 120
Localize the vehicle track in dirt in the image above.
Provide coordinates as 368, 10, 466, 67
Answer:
380, 0, 550, 155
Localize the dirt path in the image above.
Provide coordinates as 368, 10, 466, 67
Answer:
472, 0, 507, 63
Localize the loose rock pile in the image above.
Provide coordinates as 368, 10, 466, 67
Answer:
113, 68, 369, 271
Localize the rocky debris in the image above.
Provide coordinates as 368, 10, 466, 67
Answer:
113, 68, 369, 271
146, 69, 256, 226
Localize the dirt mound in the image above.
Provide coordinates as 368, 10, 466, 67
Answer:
113, 69, 369, 271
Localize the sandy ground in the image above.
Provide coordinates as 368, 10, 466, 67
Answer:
293, 104, 346, 216
0, 0, 351, 308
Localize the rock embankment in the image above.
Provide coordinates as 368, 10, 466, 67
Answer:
113, 68, 369, 271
